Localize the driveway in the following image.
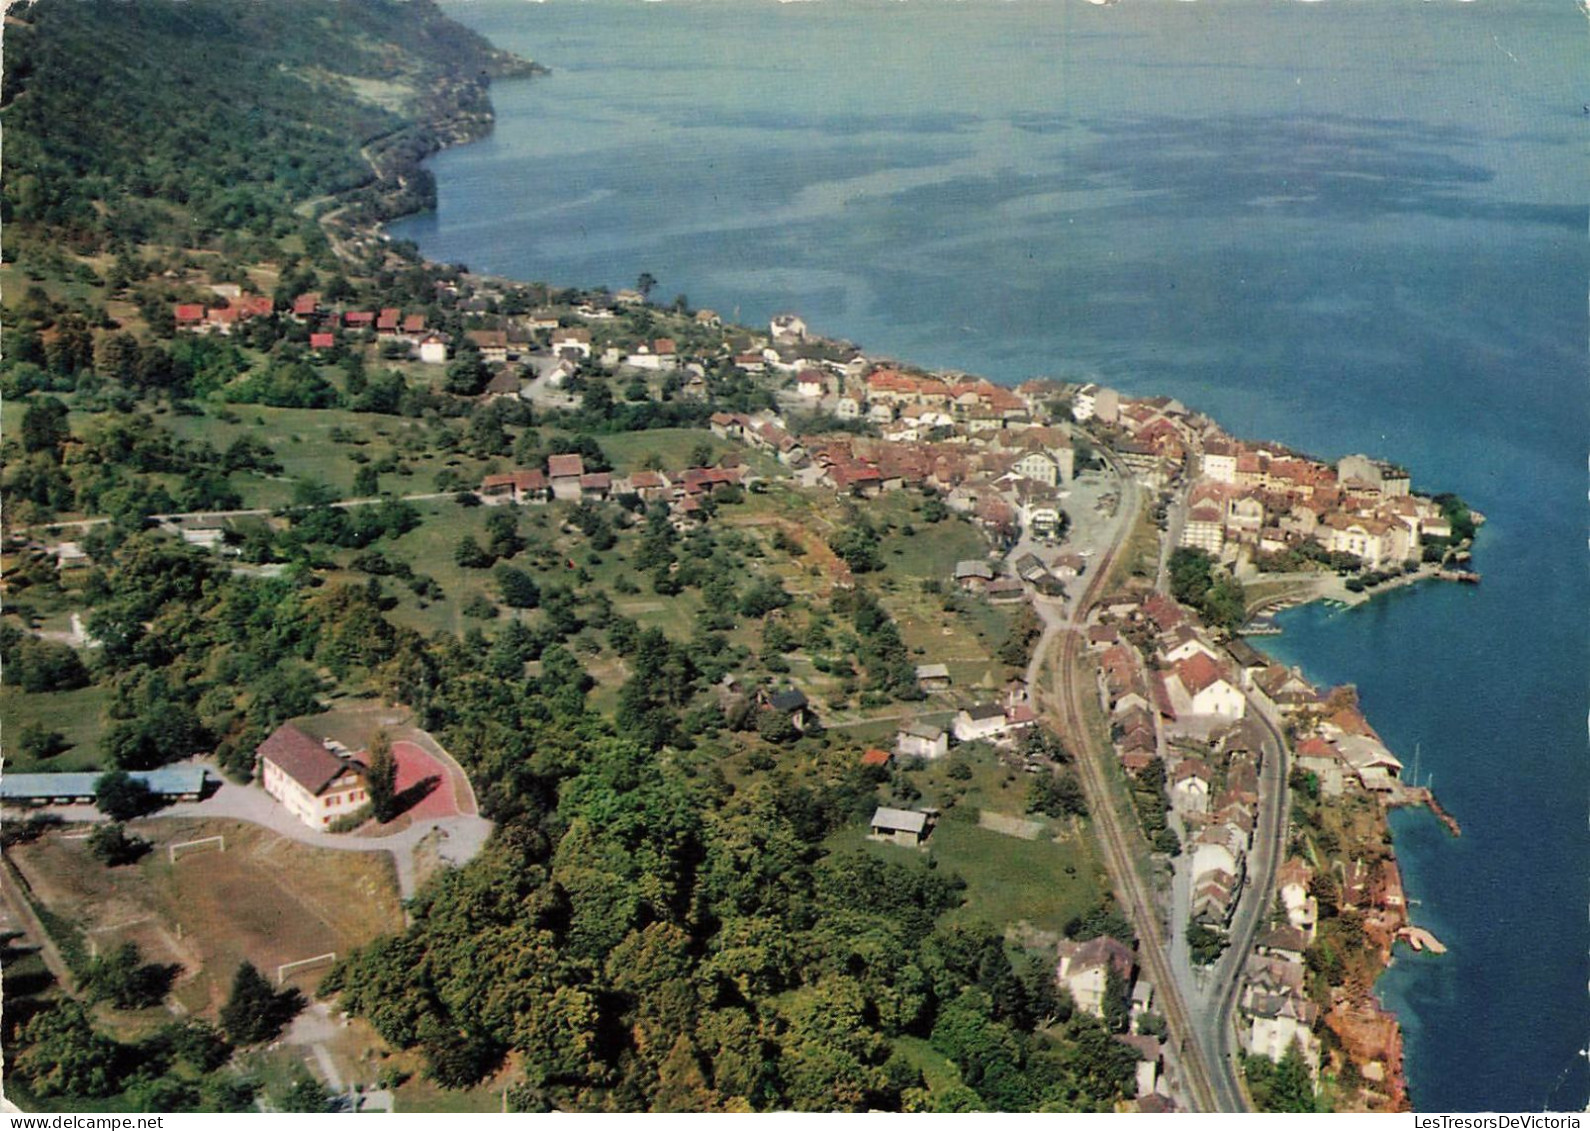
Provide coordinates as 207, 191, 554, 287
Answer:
29, 761, 492, 901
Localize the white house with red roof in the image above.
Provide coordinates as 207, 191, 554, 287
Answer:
1170, 653, 1246, 719
257, 723, 369, 830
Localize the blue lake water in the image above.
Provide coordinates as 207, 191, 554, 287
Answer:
398, 0, 1588, 1111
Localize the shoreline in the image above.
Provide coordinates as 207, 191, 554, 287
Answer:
321, 46, 1459, 1117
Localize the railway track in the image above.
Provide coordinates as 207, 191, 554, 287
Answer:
1032, 465, 1247, 1113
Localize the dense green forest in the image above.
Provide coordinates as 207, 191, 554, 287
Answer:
0, 0, 1143, 1112
2, 0, 529, 256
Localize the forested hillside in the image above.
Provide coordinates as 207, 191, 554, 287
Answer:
0, 2, 1143, 1113
2, 0, 530, 256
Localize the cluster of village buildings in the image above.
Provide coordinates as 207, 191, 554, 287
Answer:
173, 285, 1450, 583
139, 295, 1438, 1098
1072, 381, 1454, 572
1074, 569, 1421, 1087
478, 453, 747, 525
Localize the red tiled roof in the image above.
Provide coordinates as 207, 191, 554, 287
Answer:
309, 333, 336, 350
1297, 737, 1338, 760
292, 294, 320, 316
860, 748, 892, 767
1175, 652, 1228, 697
547, 454, 584, 479
344, 311, 375, 326
174, 304, 205, 323
403, 314, 427, 333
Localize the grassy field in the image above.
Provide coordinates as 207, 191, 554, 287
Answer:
828, 815, 1103, 940
827, 741, 1107, 941
876, 511, 990, 583
159, 403, 498, 509
8, 818, 404, 1023
596, 428, 740, 476
0, 684, 111, 771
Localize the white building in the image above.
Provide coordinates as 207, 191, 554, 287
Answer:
896, 722, 949, 760
1055, 936, 1134, 1019
257, 723, 369, 831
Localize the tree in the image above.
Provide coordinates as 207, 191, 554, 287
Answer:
636, 271, 658, 301
366, 729, 397, 823
21, 396, 71, 454
1028, 770, 1087, 818
270, 1063, 332, 1112
495, 565, 540, 609
830, 522, 882, 573
87, 822, 151, 866
1186, 919, 1226, 966
15, 1000, 122, 1097
81, 941, 176, 1009
453, 535, 493, 569
18, 720, 70, 761
94, 770, 158, 820
445, 343, 489, 396
1244, 1046, 1318, 1113
220, 961, 302, 1045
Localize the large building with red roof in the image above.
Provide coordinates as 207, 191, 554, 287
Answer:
257, 723, 368, 830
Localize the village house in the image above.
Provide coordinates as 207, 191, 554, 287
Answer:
624, 470, 672, 503
1055, 935, 1135, 1019
761, 687, 812, 732
551, 327, 592, 358
547, 453, 586, 501
1190, 869, 1236, 928
953, 559, 995, 591
480, 469, 550, 506
1244, 988, 1321, 1075
915, 663, 952, 693
257, 723, 369, 831
579, 472, 613, 502
1169, 653, 1247, 720
417, 332, 450, 365
1170, 759, 1213, 816
625, 338, 678, 370
896, 721, 949, 761
952, 702, 1010, 744
1277, 858, 1319, 940
986, 576, 1026, 603
770, 313, 808, 344
466, 329, 510, 364
1161, 627, 1223, 668
860, 748, 893, 770
870, 806, 934, 849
